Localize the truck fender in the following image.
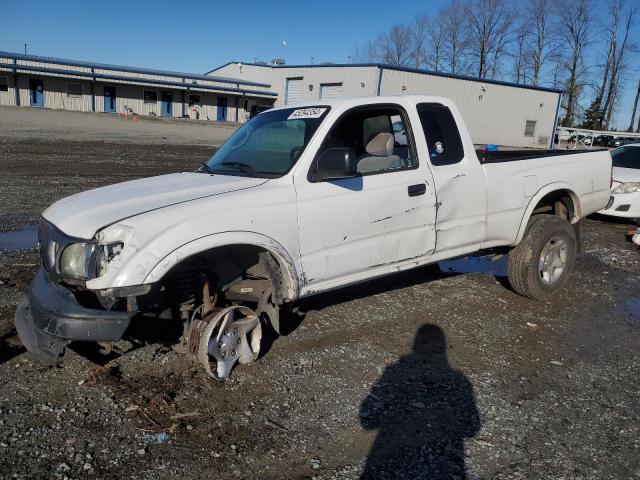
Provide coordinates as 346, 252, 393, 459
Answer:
144, 231, 302, 301
513, 182, 581, 245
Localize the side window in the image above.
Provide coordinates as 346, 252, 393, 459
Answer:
317, 106, 417, 175
417, 103, 464, 166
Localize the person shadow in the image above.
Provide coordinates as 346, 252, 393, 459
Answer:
360, 324, 480, 479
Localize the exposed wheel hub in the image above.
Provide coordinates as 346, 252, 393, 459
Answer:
188, 305, 262, 380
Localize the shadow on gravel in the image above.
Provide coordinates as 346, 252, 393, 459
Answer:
359, 324, 480, 479
0, 330, 26, 366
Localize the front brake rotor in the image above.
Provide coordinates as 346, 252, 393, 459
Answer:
194, 305, 262, 380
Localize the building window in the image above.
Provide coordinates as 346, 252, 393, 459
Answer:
143, 90, 157, 104
66, 83, 83, 98
0, 76, 8, 92
524, 120, 537, 137
188, 94, 201, 107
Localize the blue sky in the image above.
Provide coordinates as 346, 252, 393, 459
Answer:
0, 0, 638, 128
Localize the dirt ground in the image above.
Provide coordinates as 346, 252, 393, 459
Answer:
1, 108, 639, 480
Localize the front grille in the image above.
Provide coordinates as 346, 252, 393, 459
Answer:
38, 218, 76, 274
38, 218, 55, 272
615, 204, 631, 212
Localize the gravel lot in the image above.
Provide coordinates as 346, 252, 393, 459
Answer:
1, 108, 639, 480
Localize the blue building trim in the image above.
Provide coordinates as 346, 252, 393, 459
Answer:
376, 66, 383, 96
12, 58, 20, 106
207, 61, 564, 95
550, 92, 563, 149
0, 63, 278, 97
0, 51, 272, 89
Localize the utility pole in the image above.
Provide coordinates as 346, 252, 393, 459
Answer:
628, 79, 640, 132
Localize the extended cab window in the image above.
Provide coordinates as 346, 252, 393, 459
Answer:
205, 106, 329, 177
417, 103, 464, 166
317, 105, 416, 175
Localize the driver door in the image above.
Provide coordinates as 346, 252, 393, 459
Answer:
294, 104, 437, 290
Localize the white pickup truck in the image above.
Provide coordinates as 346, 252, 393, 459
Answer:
16, 95, 612, 379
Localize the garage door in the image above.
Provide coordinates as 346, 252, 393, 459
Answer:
285, 77, 304, 104
320, 83, 343, 100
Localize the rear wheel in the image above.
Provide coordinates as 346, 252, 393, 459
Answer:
507, 215, 577, 300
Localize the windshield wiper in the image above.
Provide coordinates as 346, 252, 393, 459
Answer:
221, 161, 257, 176
197, 162, 212, 173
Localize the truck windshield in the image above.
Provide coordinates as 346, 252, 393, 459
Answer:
205, 107, 330, 177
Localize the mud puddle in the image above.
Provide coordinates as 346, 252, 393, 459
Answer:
438, 255, 508, 276
0, 225, 37, 250
617, 298, 640, 326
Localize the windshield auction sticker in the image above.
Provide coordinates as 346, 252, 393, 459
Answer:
287, 108, 327, 120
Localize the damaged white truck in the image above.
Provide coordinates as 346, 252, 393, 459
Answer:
16, 96, 612, 379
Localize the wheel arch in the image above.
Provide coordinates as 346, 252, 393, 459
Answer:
514, 184, 581, 245
144, 232, 301, 301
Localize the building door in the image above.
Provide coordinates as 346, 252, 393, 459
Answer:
285, 77, 304, 104
319, 83, 342, 99
29, 79, 44, 107
217, 97, 227, 121
161, 92, 173, 117
103, 86, 116, 112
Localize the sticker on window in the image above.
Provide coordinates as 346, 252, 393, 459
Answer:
288, 107, 327, 120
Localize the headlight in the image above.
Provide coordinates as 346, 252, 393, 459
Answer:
59, 243, 91, 277
612, 182, 640, 194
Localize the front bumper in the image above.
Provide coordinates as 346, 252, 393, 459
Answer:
15, 269, 134, 365
597, 192, 640, 220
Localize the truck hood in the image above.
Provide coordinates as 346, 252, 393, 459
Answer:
43, 172, 268, 239
612, 167, 640, 185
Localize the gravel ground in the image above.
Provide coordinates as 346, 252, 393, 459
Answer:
1, 108, 639, 480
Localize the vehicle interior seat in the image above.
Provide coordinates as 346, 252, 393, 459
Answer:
357, 132, 404, 173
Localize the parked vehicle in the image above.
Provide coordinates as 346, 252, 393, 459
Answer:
609, 137, 637, 148
593, 135, 614, 147
598, 144, 640, 223
16, 96, 613, 379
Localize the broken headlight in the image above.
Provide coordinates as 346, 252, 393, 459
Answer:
612, 182, 640, 194
57, 241, 124, 279
58, 243, 95, 278
96, 242, 124, 277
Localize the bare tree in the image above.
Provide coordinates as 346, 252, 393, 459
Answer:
464, 0, 515, 79
601, 0, 637, 128
628, 79, 640, 132
352, 39, 381, 63
380, 24, 414, 66
441, 1, 470, 74
526, 0, 553, 85
512, 21, 530, 83
424, 14, 447, 71
556, 0, 591, 127
411, 15, 430, 68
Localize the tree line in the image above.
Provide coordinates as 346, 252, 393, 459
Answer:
352, 0, 639, 132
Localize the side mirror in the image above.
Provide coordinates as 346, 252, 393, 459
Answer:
313, 147, 357, 181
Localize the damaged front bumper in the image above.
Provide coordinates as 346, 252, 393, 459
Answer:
15, 269, 134, 365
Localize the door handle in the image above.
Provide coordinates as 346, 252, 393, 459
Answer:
408, 183, 426, 197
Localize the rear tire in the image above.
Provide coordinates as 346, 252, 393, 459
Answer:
507, 215, 577, 300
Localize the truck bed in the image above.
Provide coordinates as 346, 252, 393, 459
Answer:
476, 148, 609, 164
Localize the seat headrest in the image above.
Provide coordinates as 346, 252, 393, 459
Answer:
365, 132, 394, 157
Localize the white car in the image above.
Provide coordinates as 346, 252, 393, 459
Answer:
598, 144, 640, 223
16, 95, 612, 379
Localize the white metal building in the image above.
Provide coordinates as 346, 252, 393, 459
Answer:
0, 51, 277, 123
208, 62, 563, 148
